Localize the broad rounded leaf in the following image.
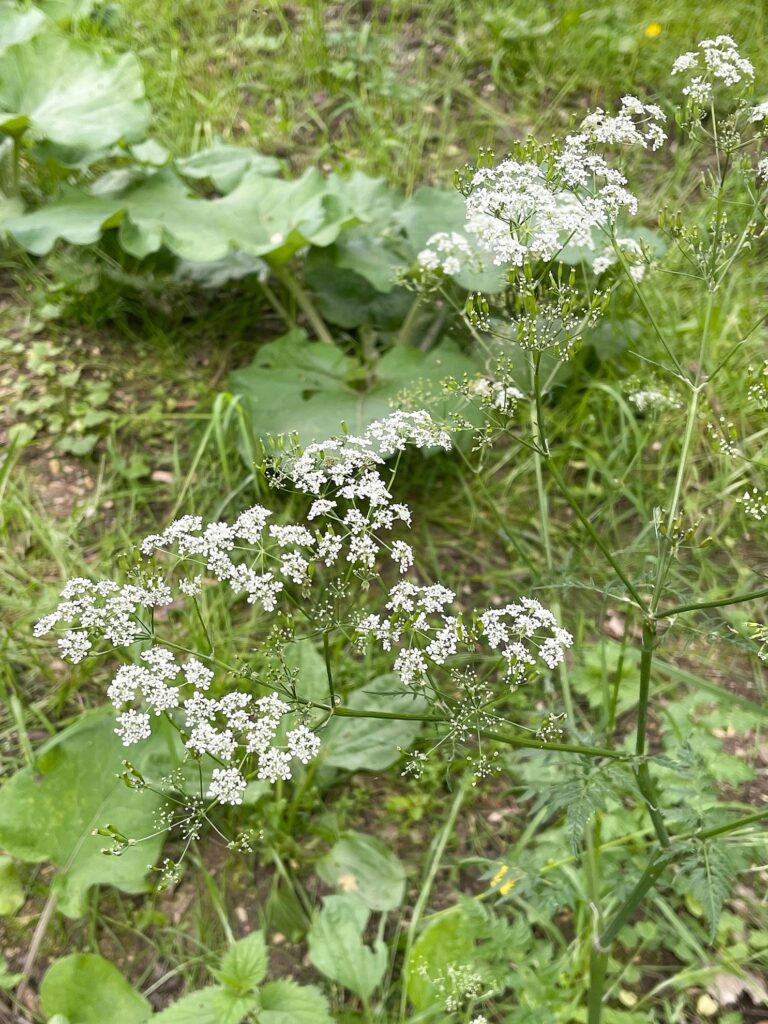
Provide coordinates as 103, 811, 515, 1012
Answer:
0, 710, 172, 916
259, 980, 333, 1024
307, 894, 387, 1001
395, 185, 507, 292
0, 32, 149, 148
317, 831, 405, 911
39, 954, 150, 1024
176, 143, 281, 193
2, 191, 123, 254
230, 330, 479, 446
321, 680, 428, 771
0, 4, 48, 55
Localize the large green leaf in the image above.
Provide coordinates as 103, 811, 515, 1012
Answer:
39, 954, 151, 1024
176, 143, 281, 193
0, 4, 48, 55
307, 894, 387, 1001
152, 986, 258, 1024
0, 710, 171, 916
396, 185, 507, 293
259, 980, 333, 1024
230, 330, 479, 446
0, 32, 149, 148
0, 855, 24, 916
317, 831, 405, 911
406, 903, 489, 1012
321, 682, 428, 771
2, 189, 124, 253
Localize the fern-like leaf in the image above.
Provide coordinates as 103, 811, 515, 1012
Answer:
677, 839, 736, 940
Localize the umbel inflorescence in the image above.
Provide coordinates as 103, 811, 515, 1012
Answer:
36, 412, 572, 805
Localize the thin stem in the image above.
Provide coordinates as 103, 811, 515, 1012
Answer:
547, 460, 647, 611
610, 235, 685, 378
635, 621, 655, 757
322, 631, 336, 706
272, 265, 336, 345
634, 622, 670, 848
530, 355, 574, 725
655, 583, 768, 619
398, 775, 470, 1022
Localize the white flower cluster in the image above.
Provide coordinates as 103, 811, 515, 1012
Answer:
739, 487, 768, 521
357, 585, 572, 689
593, 236, 647, 281
107, 646, 321, 802
34, 576, 173, 662
464, 96, 665, 269
627, 386, 681, 413
468, 376, 524, 413
757, 158, 768, 182
38, 411, 573, 799
672, 36, 755, 103
417, 231, 477, 276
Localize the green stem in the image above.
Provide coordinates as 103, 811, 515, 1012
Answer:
635, 621, 655, 757
530, 355, 574, 725
655, 584, 768, 619
634, 621, 670, 848
395, 293, 425, 346
272, 265, 336, 345
547, 460, 647, 611
322, 631, 336, 706
399, 775, 470, 1022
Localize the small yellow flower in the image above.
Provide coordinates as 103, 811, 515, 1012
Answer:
499, 878, 517, 896
644, 22, 662, 38
491, 864, 508, 887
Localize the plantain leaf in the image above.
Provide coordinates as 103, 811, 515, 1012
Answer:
317, 831, 405, 911
320, 681, 427, 772
0, 710, 173, 916
307, 894, 387, 1000
39, 954, 150, 1024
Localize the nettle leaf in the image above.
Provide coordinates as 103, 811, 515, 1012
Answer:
230, 330, 479, 446
321, 681, 428, 772
307, 894, 387, 1001
39, 954, 150, 1024
259, 980, 333, 1024
317, 831, 406, 911
0, 4, 48, 55
0, 710, 172, 916
176, 143, 281, 193
0, 32, 149, 148
212, 932, 268, 992
152, 986, 258, 1024
676, 840, 738, 940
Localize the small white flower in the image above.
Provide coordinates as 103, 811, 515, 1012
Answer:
208, 767, 247, 805
57, 630, 92, 663
115, 709, 151, 746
